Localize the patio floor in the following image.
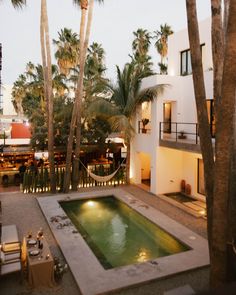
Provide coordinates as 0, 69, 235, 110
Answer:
0, 185, 208, 295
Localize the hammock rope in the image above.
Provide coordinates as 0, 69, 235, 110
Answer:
78, 158, 125, 182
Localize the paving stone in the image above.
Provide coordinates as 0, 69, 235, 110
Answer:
164, 284, 195, 295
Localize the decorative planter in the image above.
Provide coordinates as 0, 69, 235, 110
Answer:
142, 128, 147, 134
178, 133, 187, 139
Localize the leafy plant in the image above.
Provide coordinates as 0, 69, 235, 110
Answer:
142, 118, 149, 127
53, 256, 68, 282
158, 62, 168, 75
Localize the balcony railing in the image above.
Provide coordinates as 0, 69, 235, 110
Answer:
138, 121, 151, 134
159, 122, 200, 144
160, 122, 215, 145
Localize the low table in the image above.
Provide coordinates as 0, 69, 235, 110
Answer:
26, 238, 55, 288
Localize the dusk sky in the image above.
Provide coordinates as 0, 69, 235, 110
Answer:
0, 0, 211, 85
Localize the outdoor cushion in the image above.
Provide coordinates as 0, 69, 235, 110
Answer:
2, 242, 21, 253
0, 251, 4, 264
4, 251, 20, 262
1, 225, 21, 253
0, 261, 21, 276
1, 225, 19, 244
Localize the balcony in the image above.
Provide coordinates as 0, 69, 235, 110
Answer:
159, 122, 203, 153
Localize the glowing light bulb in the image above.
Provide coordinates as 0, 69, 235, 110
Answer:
87, 201, 94, 207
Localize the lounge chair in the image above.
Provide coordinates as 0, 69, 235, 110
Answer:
0, 254, 21, 276
1, 225, 21, 253
0, 220, 22, 277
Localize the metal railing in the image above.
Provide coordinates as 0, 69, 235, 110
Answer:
159, 122, 199, 144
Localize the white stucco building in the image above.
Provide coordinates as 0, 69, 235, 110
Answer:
1, 84, 17, 116
130, 18, 214, 202
0, 84, 30, 146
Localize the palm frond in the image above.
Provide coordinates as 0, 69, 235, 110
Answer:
10, 0, 26, 8
86, 97, 120, 119
137, 83, 168, 104
73, 0, 104, 8
108, 115, 135, 140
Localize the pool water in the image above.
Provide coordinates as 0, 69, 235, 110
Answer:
60, 196, 190, 269
164, 192, 195, 203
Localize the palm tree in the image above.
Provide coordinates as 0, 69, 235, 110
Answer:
186, 0, 215, 241
153, 24, 173, 74
53, 28, 80, 76
63, 0, 104, 193
186, 0, 236, 287
210, 0, 236, 286
12, 62, 68, 150
132, 29, 151, 60
40, 0, 56, 193
130, 29, 153, 73
85, 42, 106, 80
87, 62, 165, 184
4, 0, 26, 8
11, 74, 26, 115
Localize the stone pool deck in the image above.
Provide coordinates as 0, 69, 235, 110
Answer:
0, 185, 209, 295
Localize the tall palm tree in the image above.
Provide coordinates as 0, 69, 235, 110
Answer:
153, 24, 173, 74
132, 28, 151, 60
40, 0, 56, 193
63, 0, 104, 192
186, 0, 236, 287
131, 29, 153, 73
53, 28, 80, 76
12, 62, 68, 150
88, 62, 165, 184
210, 0, 236, 286
11, 74, 26, 115
85, 42, 106, 80
186, 0, 215, 243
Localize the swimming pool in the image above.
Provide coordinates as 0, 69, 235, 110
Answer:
38, 188, 209, 295
60, 196, 189, 269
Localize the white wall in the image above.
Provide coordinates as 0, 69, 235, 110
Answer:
154, 147, 183, 194
130, 18, 213, 198
168, 18, 212, 76
182, 152, 205, 201
0, 138, 30, 145
2, 84, 16, 116
139, 152, 151, 180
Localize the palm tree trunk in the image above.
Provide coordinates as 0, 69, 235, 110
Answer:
63, 6, 87, 193
224, 0, 230, 34
211, 0, 224, 109
228, 109, 236, 281
226, 0, 236, 283
40, 0, 56, 193
186, 0, 215, 245
72, 0, 95, 190
211, 1, 236, 286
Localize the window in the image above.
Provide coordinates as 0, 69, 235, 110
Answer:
197, 159, 205, 195
180, 44, 205, 76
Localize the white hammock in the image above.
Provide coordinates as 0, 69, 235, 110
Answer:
79, 159, 125, 182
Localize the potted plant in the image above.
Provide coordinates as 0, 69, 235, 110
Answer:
53, 256, 68, 283
178, 130, 187, 139
141, 118, 149, 134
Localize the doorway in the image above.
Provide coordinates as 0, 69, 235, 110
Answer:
139, 152, 151, 187
163, 103, 172, 133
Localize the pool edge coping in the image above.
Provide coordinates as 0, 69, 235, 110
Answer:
37, 188, 210, 295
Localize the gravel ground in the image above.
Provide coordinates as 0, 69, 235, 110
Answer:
0, 185, 208, 295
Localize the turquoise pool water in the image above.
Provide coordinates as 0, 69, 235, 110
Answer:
60, 196, 190, 269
